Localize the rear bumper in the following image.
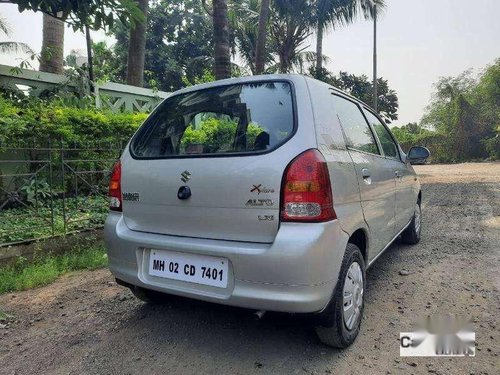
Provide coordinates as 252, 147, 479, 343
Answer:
104, 212, 349, 313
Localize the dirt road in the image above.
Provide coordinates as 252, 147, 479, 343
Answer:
1, 163, 499, 375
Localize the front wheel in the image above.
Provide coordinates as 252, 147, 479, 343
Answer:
315, 243, 366, 348
401, 201, 422, 245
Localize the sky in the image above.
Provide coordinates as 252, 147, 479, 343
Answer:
1, 0, 499, 126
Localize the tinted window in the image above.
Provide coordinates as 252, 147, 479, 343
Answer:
131, 82, 294, 157
332, 95, 379, 155
364, 110, 399, 159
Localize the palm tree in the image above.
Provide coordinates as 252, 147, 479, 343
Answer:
39, 14, 65, 74
202, 0, 231, 79
270, 0, 315, 73
126, 0, 149, 87
0, 14, 32, 54
255, 0, 271, 74
212, 0, 231, 79
314, 0, 385, 73
230, 0, 265, 74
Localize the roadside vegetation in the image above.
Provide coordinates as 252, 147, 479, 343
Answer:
0, 94, 144, 245
392, 59, 500, 163
0, 240, 107, 294
0, 94, 146, 145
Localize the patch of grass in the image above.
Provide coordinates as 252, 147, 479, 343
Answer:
0, 242, 108, 294
0, 310, 14, 322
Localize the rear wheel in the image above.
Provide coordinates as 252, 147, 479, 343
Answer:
131, 286, 169, 304
315, 243, 366, 348
401, 200, 422, 245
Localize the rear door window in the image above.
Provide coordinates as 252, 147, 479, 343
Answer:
131, 82, 295, 158
332, 95, 379, 155
363, 109, 400, 159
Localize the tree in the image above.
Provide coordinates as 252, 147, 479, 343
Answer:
39, 14, 65, 74
270, 0, 315, 73
255, 0, 271, 74
314, 0, 384, 72
326, 71, 398, 123
7, 0, 144, 31
212, 0, 231, 79
475, 59, 500, 159
110, 0, 214, 91
8, 0, 144, 81
0, 13, 32, 54
126, 0, 148, 86
422, 71, 493, 161
65, 41, 122, 82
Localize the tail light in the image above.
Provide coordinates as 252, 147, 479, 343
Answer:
109, 161, 122, 212
281, 149, 336, 222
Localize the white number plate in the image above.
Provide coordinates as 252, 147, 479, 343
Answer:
148, 249, 228, 288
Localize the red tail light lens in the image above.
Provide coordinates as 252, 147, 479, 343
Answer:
281, 149, 336, 222
109, 161, 122, 212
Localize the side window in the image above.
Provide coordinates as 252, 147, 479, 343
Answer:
363, 110, 399, 159
332, 95, 379, 155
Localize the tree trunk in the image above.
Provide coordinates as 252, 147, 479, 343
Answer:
126, 0, 149, 87
315, 23, 323, 72
212, 0, 231, 80
255, 0, 270, 75
39, 14, 65, 74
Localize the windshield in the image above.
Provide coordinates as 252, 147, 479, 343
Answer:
131, 81, 295, 158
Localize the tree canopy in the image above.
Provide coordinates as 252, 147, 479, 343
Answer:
5, 0, 144, 30
392, 59, 500, 162
311, 68, 399, 123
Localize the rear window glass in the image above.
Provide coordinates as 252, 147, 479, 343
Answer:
131, 82, 295, 158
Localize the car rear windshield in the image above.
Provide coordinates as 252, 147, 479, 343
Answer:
130, 81, 295, 158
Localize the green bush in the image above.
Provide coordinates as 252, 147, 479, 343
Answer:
0, 95, 147, 145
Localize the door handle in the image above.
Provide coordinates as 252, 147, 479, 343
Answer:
361, 168, 372, 184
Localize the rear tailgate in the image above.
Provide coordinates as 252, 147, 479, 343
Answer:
121, 151, 293, 243
119, 78, 315, 243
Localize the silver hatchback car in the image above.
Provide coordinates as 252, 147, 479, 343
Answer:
105, 74, 429, 348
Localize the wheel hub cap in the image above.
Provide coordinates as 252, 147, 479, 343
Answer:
343, 262, 363, 331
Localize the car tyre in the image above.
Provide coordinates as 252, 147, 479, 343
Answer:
131, 286, 169, 304
315, 243, 366, 348
401, 200, 422, 245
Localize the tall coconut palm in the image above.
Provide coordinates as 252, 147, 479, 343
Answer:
230, 0, 267, 74
254, 0, 271, 74
270, 0, 315, 73
212, 0, 231, 79
126, 0, 149, 87
202, 0, 231, 79
314, 0, 385, 73
39, 14, 65, 74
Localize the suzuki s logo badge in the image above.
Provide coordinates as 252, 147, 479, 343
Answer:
180, 170, 191, 182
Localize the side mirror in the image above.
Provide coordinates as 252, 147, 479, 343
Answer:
407, 146, 430, 165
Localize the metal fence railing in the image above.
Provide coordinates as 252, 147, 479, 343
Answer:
0, 140, 125, 246
0, 64, 170, 113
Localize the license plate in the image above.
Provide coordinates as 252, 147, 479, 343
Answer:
148, 249, 229, 288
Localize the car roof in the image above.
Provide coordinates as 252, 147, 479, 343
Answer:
167, 73, 376, 114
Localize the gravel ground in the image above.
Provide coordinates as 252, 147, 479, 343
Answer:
1, 162, 499, 375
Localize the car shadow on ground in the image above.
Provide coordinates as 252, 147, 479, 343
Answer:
106, 240, 407, 363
